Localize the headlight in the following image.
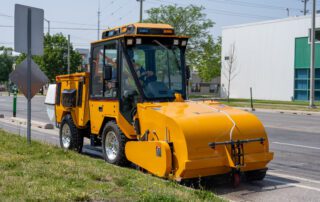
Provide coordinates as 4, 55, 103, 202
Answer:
181, 40, 187, 46
136, 38, 142, 45
127, 38, 134, 45
173, 39, 179, 45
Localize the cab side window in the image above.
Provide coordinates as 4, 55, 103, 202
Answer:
91, 46, 104, 97
120, 56, 140, 122
104, 41, 118, 98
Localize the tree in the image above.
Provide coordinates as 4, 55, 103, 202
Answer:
16, 34, 82, 82
144, 5, 221, 80
0, 47, 14, 83
222, 43, 237, 102
198, 36, 221, 82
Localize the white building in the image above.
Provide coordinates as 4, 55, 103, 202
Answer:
221, 15, 320, 101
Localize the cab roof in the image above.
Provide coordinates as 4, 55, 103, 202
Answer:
91, 23, 189, 45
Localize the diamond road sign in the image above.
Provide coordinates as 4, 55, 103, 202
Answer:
9, 58, 49, 98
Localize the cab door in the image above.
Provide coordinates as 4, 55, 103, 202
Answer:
89, 40, 119, 134
119, 45, 141, 124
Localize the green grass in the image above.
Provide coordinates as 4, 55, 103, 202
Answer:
189, 96, 320, 112
0, 130, 224, 201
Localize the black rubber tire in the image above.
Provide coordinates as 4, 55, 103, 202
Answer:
245, 168, 267, 181
59, 114, 83, 153
101, 121, 129, 166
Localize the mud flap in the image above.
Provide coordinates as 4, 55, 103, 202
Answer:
125, 141, 172, 177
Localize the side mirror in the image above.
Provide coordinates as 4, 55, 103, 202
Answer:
186, 65, 190, 81
103, 64, 113, 80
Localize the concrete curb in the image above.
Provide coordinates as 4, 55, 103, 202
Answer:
10, 117, 54, 129
237, 107, 320, 116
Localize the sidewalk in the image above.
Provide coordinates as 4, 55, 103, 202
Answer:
237, 107, 320, 116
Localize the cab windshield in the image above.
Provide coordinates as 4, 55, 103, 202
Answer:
126, 41, 185, 100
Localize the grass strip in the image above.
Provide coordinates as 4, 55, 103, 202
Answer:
0, 130, 224, 201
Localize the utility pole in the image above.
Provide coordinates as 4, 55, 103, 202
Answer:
97, 0, 101, 40
44, 18, 50, 34
67, 34, 70, 74
309, 0, 316, 108
137, 0, 143, 22
302, 0, 309, 15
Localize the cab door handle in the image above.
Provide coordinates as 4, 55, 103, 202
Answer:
98, 106, 103, 112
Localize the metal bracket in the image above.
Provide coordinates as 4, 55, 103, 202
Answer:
208, 137, 265, 168
208, 138, 265, 149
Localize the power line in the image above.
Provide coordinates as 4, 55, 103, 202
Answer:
150, 0, 276, 19
0, 11, 97, 26
205, 8, 275, 19
0, 25, 99, 30
204, 0, 301, 11
51, 20, 96, 27
0, 13, 13, 18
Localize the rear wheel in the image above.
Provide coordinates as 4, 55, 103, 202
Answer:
245, 168, 267, 181
59, 114, 83, 153
102, 121, 129, 166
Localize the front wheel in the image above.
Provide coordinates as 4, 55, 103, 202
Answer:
59, 114, 83, 153
101, 121, 129, 166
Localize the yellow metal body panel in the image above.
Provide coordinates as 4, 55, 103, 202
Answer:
136, 101, 273, 180
88, 100, 118, 134
125, 141, 172, 177
55, 73, 136, 138
88, 100, 136, 137
55, 72, 90, 128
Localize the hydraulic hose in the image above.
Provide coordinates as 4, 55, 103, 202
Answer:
207, 105, 237, 141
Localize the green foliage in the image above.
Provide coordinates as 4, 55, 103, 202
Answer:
0, 47, 14, 82
0, 46, 13, 51
198, 36, 221, 82
16, 34, 82, 82
145, 5, 221, 81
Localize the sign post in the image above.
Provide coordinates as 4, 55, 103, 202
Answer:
13, 90, 17, 117
27, 8, 32, 144
11, 4, 48, 144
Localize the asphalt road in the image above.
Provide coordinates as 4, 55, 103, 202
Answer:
0, 95, 51, 123
0, 95, 320, 201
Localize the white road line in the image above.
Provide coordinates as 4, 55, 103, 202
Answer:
265, 178, 320, 192
268, 171, 320, 185
265, 125, 317, 133
272, 142, 320, 150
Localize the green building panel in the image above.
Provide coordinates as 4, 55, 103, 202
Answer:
294, 37, 320, 69
294, 37, 320, 100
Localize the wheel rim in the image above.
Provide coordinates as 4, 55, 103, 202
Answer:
105, 131, 119, 161
61, 123, 71, 148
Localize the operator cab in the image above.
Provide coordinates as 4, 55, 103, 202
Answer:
90, 23, 189, 122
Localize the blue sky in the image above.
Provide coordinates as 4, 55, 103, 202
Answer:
0, 0, 318, 49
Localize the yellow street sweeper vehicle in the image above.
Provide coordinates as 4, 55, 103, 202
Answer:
55, 23, 273, 184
